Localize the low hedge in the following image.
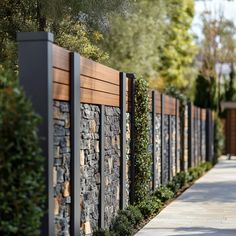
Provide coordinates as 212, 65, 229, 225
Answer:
94, 161, 212, 236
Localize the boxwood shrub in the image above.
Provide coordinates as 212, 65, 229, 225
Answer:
0, 69, 45, 235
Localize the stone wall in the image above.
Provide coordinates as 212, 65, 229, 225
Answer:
163, 115, 169, 184
126, 113, 131, 206
201, 120, 206, 162
80, 104, 100, 235
104, 107, 121, 228
53, 101, 71, 236
183, 105, 189, 171
154, 114, 161, 188
170, 116, 176, 179
53, 100, 207, 236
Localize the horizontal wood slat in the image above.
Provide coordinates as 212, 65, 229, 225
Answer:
81, 88, 119, 107
53, 44, 70, 71
80, 75, 119, 96
80, 56, 120, 86
53, 68, 70, 85
164, 96, 176, 115
53, 83, 69, 101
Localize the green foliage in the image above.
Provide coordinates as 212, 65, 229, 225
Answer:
138, 196, 162, 218
154, 186, 174, 202
139, 197, 162, 218
125, 205, 143, 225
0, 0, 123, 67
104, 0, 196, 92
112, 214, 133, 236
0, 69, 45, 235
104, 0, 166, 79
134, 77, 151, 203
93, 229, 116, 236
155, 0, 197, 90
167, 172, 189, 193
194, 74, 217, 110
55, 16, 108, 62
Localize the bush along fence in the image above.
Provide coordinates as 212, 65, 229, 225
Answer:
17, 32, 214, 236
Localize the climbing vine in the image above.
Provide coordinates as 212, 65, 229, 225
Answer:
134, 77, 151, 203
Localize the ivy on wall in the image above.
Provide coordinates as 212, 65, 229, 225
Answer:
134, 77, 151, 203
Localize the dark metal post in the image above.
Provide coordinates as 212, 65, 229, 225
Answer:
206, 109, 213, 162
161, 94, 165, 184
17, 32, 54, 236
175, 99, 179, 173
99, 105, 105, 228
127, 73, 135, 204
120, 72, 126, 209
152, 91, 157, 190
70, 52, 81, 236
200, 109, 202, 163
168, 115, 172, 181
188, 103, 193, 168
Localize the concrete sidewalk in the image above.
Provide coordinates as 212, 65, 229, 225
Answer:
135, 158, 236, 236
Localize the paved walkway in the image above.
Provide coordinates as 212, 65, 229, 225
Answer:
136, 158, 236, 236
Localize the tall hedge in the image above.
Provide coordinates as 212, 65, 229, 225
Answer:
0, 69, 45, 235
134, 77, 151, 203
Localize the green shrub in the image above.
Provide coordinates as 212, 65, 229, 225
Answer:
167, 172, 187, 193
93, 229, 116, 236
125, 205, 143, 225
154, 186, 174, 202
138, 196, 162, 218
112, 214, 133, 236
0, 69, 45, 235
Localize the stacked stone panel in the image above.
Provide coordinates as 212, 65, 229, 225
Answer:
163, 115, 169, 184
53, 101, 71, 236
104, 107, 121, 228
155, 114, 161, 188
80, 104, 100, 235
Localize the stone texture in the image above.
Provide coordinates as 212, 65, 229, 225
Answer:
126, 113, 131, 206
155, 114, 161, 188
104, 106, 121, 229
53, 101, 71, 236
201, 120, 206, 162
80, 104, 100, 236
170, 115, 176, 179
163, 115, 169, 184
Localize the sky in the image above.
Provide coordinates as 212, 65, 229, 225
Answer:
192, 0, 236, 39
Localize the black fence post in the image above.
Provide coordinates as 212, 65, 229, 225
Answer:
126, 73, 135, 204
180, 105, 186, 172
120, 72, 127, 209
188, 103, 193, 168
168, 115, 172, 181
175, 99, 179, 174
206, 109, 212, 162
17, 32, 54, 236
161, 94, 165, 185
200, 109, 203, 163
70, 52, 81, 236
99, 105, 105, 228
152, 91, 157, 190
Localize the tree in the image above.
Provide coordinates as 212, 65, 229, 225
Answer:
195, 10, 236, 110
0, 0, 129, 67
154, 0, 197, 92
103, 0, 197, 93
102, 0, 166, 80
